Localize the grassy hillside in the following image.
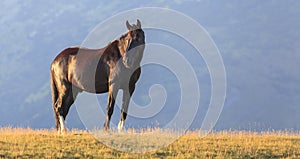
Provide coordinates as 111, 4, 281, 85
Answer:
0, 128, 300, 158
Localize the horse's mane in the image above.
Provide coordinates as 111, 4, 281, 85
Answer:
102, 31, 130, 57
101, 40, 121, 61
119, 34, 127, 40
119, 32, 129, 41
105, 32, 128, 49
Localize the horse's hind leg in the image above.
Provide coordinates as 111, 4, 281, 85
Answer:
55, 92, 67, 134
62, 87, 80, 120
57, 86, 80, 134
50, 76, 60, 131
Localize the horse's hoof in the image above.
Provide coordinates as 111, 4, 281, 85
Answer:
57, 128, 68, 135
103, 127, 109, 132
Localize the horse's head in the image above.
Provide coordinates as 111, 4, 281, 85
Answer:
119, 19, 145, 69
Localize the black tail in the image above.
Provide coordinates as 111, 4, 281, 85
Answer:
50, 69, 60, 131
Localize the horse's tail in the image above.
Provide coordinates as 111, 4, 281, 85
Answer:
50, 68, 60, 131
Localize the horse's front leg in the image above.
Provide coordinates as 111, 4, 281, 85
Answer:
118, 86, 135, 132
104, 84, 118, 131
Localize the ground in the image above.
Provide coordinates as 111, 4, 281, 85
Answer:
0, 127, 299, 158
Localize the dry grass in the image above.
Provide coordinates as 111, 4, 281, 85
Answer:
0, 127, 300, 158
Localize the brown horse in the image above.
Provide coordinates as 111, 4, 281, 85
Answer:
50, 20, 145, 134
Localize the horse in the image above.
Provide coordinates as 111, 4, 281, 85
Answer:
50, 20, 145, 134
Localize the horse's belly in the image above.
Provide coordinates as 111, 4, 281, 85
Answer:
71, 64, 109, 94
95, 83, 109, 94
76, 81, 108, 94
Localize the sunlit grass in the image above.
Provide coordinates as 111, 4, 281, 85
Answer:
0, 127, 300, 158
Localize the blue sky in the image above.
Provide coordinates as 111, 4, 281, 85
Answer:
0, 0, 300, 130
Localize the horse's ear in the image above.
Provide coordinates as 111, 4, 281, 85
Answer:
136, 19, 141, 29
126, 20, 132, 30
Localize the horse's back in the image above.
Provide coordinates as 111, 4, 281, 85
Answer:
52, 46, 98, 62
51, 46, 105, 73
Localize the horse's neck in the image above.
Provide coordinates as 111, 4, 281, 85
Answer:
101, 41, 122, 62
